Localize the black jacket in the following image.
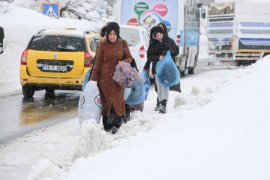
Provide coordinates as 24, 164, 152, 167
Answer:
144, 36, 179, 74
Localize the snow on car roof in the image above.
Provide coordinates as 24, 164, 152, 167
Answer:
36, 28, 93, 37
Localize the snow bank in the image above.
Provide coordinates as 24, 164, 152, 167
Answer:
25, 56, 270, 180
28, 159, 63, 180
73, 121, 108, 159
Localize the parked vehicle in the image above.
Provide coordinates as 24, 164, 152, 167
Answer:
20, 28, 99, 98
120, 25, 149, 72
207, 2, 270, 66
115, 0, 207, 75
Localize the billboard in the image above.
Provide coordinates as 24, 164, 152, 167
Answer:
121, 0, 178, 39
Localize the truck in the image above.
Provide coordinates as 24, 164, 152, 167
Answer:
207, 2, 270, 66
115, 0, 208, 76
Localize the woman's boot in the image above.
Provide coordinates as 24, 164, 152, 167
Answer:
102, 115, 112, 132
110, 115, 123, 134
159, 99, 167, 114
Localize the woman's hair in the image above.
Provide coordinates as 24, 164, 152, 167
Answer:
106, 22, 120, 39
158, 23, 168, 37
100, 25, 108, 37
150, 25, 164, 40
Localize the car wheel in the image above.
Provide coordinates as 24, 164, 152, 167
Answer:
22, 86, 35, 98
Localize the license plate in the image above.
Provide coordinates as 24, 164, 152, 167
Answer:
42, 65, 67, 72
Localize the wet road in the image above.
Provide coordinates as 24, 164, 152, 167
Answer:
0, 90, 81, 142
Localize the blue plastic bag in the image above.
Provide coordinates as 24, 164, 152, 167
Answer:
156, 51, 180, 87
140, 71, 150, 100
82, 68, 92, 91
125, 82, 145, 105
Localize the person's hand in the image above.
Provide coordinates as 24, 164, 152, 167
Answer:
159, 55, 164, 61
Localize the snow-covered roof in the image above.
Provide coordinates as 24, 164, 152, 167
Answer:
36, 28, 87, 37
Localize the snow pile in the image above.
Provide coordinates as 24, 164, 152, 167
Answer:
73, 121, 108, 159
28, 159, 63, 180
62, 0, 112, 21
74, 110, 158, 159
54, 56, 270, 180
0, 56, 267, 180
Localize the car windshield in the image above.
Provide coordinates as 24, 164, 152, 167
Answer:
120, 28, 140, 46
28, 35, 85, 52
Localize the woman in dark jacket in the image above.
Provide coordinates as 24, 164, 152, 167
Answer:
143, 25, 179, 113
90, 22, 133, 134
158, 22, 182, 93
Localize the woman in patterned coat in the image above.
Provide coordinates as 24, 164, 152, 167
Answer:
90, 22, 132, 133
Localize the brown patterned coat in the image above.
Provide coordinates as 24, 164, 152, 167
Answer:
90, 38, 132, 116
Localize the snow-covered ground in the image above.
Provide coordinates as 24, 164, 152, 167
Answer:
1, 56, 270, 180
61, 58, 270, 180
1, 2, 270, 180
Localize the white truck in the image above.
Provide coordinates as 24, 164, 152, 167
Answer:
207, 2, 270, 66
115, 0, 207, 75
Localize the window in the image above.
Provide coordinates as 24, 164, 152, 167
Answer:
29, 35, 85, 52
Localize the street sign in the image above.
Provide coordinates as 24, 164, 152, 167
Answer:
40, 2, 60, 19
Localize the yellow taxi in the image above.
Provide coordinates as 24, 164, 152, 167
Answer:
20, 28, 99, 98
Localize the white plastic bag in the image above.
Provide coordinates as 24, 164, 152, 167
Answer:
78, 81, 102, 126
